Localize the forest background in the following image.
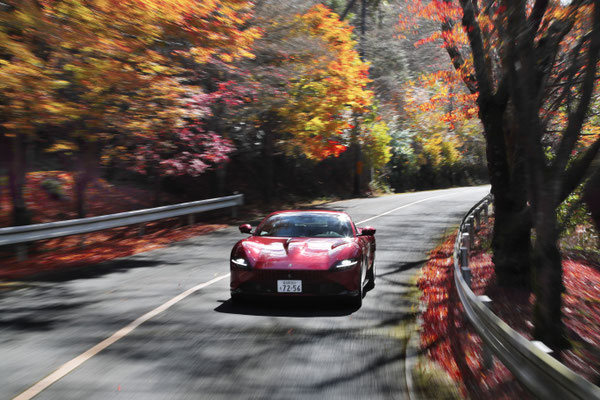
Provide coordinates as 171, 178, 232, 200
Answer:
0, 0, 489, 227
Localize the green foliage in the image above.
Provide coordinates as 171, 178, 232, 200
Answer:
362, 120, 392, 170
387, 128, 419, 191
41, 178, 66, 201
558, 188, 599, 256
368, 174, 393, 195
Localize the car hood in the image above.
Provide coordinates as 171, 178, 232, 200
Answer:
239, 236, 358, 270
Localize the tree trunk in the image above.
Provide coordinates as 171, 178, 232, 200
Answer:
481, 103, 532, 289
353, 145, 362, 196
350, 123, 363, 196
153, 174, 162, 207
532, 190, 568, 349
74, 141, 100, 219
263, 126, 274, 204
491, 193, 532, 288
215, 164, 227, 197
8, 135, 31, 226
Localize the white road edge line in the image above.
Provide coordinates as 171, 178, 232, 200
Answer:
13, 273, 230, 400
356, 190, 469, 225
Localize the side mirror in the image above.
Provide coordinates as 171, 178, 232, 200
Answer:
239, 224, 253, 234
360, 226, 376, 236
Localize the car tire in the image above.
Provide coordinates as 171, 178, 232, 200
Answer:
365, 258, 375, 291
349, 292, 362, 308
231, 292, 243, 303
348, 270, 363, 308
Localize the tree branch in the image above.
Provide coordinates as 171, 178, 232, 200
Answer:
339, 0, 357, 21
534, 17, 577, 106
441, 16, 477, 93
560, 138, 600, 203
459, 0, 494, 100
553, 1, 600, 174
528, 0, 549, 37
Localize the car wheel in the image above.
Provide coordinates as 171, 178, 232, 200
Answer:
348, 269, 363, 308
365, 256, 375, 291
231, 292, 243, 303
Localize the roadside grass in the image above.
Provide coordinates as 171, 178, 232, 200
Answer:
408, 265, 463, 400
412, 357, 462, 400
415, 226, 532, 399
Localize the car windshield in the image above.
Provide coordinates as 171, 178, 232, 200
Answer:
255, 213, 353, 238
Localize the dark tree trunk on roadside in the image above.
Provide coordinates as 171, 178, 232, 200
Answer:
504, 0, 600, 349
532, 187, 568, 349
440, 1, 533, 290
440, 0, 600, 350
488, 175, 531, 289
479, 101, 532, 289
7, 135, 31, 226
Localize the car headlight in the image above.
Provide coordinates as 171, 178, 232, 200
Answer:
335, 258, 359, 270
231, 257, 250, 269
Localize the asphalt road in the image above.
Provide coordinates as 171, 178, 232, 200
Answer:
0, 185, 490, 400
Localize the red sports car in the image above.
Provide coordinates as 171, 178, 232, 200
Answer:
230, 210, 376, 306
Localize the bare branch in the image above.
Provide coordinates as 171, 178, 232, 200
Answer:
528, 0, 549, 37
441, 25, 478, 92
560, 138, 600, 203
553, 1, 600, 174
458, 0, 494, 99
533, 17, 577, 106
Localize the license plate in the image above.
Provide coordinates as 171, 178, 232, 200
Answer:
277, 280, 302, 293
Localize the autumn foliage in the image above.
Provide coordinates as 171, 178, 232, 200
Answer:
0, 1, 396, 227
278, 5, 373, 159
417, 234, 530, 399
402, 0, 600, 349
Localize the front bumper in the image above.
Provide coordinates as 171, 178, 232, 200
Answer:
230, 267, 360, 297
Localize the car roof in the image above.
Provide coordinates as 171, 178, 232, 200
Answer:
256, 210, 357, 236
266, 210, 350, 217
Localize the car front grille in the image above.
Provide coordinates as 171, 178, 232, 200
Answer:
251, 269, 327, 282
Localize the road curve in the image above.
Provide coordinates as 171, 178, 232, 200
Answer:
0, 186, 490, 400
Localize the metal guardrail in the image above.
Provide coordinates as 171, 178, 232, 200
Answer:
454, 195, 600, 399
0, 194, 243, 249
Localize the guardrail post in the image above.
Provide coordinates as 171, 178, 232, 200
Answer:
188, 214, 195, 226
231, 206, 238, 219
138, 224, 146, 237
474, 209, 481, 231
467, 216, 475, 238
482, 201, 489, 221
478, 295, 494, 369
531, 341, 553, 355
464, 223, 472, 244
17, 244, 27, 261
460, 246, 471, 287
461, 232, 470, 250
